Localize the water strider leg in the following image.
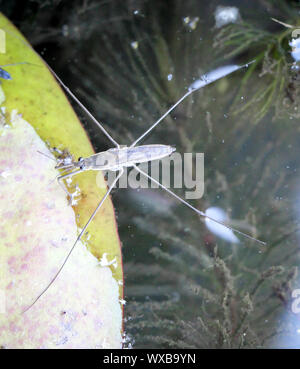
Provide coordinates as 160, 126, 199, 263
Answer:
46, 63, 119, 148
23, 168, 124, 313
130, 90, 193, 147
130, 63, 253, 147
57, 169, 83, 205
132, 165, 266, 246
0, 62, 41, 80
0, 63, 28, 80
0, 62, 29, 67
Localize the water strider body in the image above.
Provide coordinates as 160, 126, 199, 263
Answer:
57, 145, 176, 172
23, 61, 265, 312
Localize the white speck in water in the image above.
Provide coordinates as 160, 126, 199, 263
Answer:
291, 63, 300, 70
133, 10, 139, 15
131, 41, 139, 50
205, 207, 241, 243
215, 6, 240, 28
183, 16, 199, 30
62, 25, 69, 37
241, 96, 244, 100
167, 74, 173, 81
290, 37, 300, 61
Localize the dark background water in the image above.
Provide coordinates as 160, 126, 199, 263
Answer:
2, 0, 300, 348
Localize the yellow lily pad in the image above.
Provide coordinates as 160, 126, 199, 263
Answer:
0, 13, 123, 348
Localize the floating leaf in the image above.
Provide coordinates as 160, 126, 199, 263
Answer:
0, 13, 122, 348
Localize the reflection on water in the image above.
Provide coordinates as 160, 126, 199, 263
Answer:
13, 0, 300, 348
188, 63, 249, 91
290, 38, 300, 62
214, 6, 240, 29
205, 207, 240, 244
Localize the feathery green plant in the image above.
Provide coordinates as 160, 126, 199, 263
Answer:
213, 17, 300, 124
2, 0, 300, 349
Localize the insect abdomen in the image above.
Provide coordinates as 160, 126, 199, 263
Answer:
83, 145, 175, 171
119, 145, 175, 166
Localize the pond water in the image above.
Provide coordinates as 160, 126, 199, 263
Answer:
6, 0, 300, 348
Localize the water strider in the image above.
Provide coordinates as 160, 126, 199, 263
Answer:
23, 61, 266, 312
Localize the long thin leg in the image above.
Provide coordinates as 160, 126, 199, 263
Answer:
0, 62, 29, 67
37, 150, 57, 162
57, 169, 83, 202
133, 165, 266, 246
130, 90, 193, 147
46, 63, 119, 148
130, 62, 253, 147
0, 62, 41, 80
23, 168, 124, 313
37, 150, 80, 195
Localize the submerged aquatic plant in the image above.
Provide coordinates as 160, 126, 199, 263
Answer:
213, 12, 300, 124
2, 0, 300, 348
